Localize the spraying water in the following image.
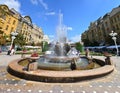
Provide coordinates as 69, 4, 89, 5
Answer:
56, 11, 67, 43
37, 11, 92, 70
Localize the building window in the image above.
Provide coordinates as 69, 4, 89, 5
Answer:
117, 15, 119, 20
39, 36, 41, 39
13, 20, 16, 25
111, 19, 113, 23
114, 17, 117, 22
112, 26, 115, 31
11, 27, 14, 32
116, 24, 119, 30
105, 22, 108, 27
1, 15, 6, 20
8, 18, 11, 23
6, 25, 9, 30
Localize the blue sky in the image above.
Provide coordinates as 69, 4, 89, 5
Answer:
0, 0, 120, 42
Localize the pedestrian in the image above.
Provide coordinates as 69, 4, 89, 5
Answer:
0, 48, 1, 53
85, 48, 89, 57
70, 58, 76, 70
77, 50, 81, 57
7, 50, 11, 55
10, 48, 15, 55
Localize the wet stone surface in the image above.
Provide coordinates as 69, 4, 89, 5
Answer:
0, 56, 120, 93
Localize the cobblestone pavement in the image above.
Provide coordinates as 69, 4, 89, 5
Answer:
0, 53, 120, 93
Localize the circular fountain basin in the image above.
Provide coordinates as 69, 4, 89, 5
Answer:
37, 56, 94, 70
7, 57, 114, 83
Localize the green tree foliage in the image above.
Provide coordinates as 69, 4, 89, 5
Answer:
117, 32, 120, 45
82, 39, 91, 46
14, 33, 26, 47
105, 35, 114, 45
75, 42, 84, 52
42, 41, 49, 52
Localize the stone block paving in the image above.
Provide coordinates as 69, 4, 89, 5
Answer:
0, 54, 120, 93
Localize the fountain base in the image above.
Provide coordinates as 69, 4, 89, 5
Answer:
7, 57, 114, 83
37, 56, 94, 70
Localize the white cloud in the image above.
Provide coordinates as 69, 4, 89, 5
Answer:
45, 12, 56, 16
67, 27, 73, 31
70, 34, 81, 42
49, 35, 54, 38
30, 0, 48, 10
48, 35, 54, 42
31, 0, 38, 5
0, 0, 21, 12
39, 0, 48, 10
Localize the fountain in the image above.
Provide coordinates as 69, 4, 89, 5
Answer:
7, 11, 114, 83
37, 11, 93, 71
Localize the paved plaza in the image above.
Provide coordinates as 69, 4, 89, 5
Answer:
0, 53, 120, 93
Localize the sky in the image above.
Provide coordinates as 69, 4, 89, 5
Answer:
0, 0, 120, 42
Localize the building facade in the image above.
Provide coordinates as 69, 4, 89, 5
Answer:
0, 5, 19, 37
21, 16, 33, 44
31, 24, 44, 45
82, 5, 120, 46
0, 4, 44, 45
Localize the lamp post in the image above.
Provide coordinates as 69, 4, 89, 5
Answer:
10, 31, 18, 50
109, 31, 119, 56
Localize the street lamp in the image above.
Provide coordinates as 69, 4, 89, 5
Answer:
10, 31, 18, 50
109, 31, 119, 56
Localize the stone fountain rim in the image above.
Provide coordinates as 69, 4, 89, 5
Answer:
7, 57, 114, 83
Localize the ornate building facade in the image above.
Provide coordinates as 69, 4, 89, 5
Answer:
31, 24, 44, 45
82, 5, 120, 46
0, 4, 44, 45
0, 5, 19, 37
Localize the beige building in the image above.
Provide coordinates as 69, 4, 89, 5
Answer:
21, 16, 33, 44
110, 6, 120, 44
31, 24, 44, 45
82, 5, 120, 46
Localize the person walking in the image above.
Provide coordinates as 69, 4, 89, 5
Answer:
70, 58, 76, 70
10, 48, 15, 55
7, 50, 11, 55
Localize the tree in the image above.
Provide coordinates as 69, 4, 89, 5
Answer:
105, 35, 114, 45
42, 41, 49, 52
82, 39, 91, 46
92, 41, 99, 46
117, 32, 120, 45
14, 33, 26, 48
75, 42, 84, 52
